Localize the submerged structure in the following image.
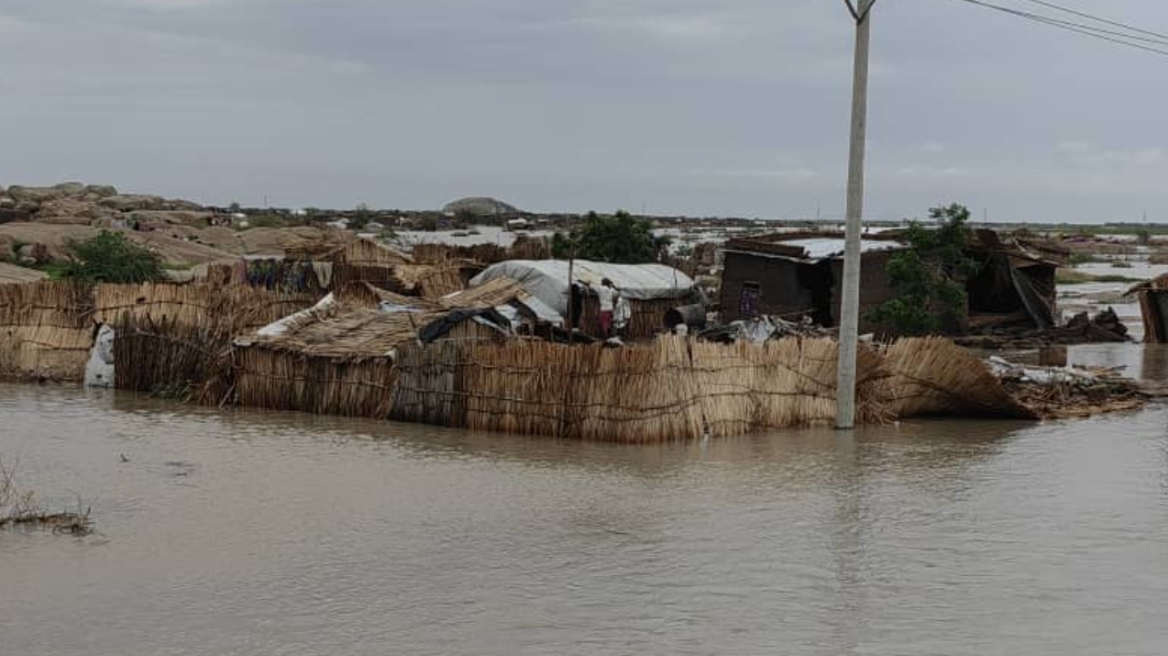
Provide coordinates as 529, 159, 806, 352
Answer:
719, 230, 1061, 336
1128, 274, 1168, 343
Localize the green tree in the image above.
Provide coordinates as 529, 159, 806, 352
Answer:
349, 203, 375, 231
868, 203, 981, 336
52, 231, 166, 283
551, 211, 668, 263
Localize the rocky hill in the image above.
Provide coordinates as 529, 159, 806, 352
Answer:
441, 196, 521, 217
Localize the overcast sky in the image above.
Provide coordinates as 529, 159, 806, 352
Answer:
3, 0, 1168, 222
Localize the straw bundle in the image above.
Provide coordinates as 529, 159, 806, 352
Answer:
878, 337, 1037, 419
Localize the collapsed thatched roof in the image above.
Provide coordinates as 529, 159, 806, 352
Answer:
333, 280, 439, 309
243, 302, 439, 358
438, 276, 529, 309
285, 235, 412, 266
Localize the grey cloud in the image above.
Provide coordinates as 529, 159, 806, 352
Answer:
2, 0, 1168, 221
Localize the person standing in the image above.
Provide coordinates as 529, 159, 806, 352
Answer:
595, 278, 617, 338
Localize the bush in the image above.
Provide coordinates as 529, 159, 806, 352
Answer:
52, 231, 166, 283
551, 211, 669, 263
868, 204, 980, 336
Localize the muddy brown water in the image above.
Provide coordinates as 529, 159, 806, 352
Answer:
3, 346, 1168, 655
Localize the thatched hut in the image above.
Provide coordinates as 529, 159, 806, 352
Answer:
231, 293, 511, 417
469, 260, 698, 340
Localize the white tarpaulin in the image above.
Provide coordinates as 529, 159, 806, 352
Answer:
85, 324, 116, 388
469, 260, 695, 315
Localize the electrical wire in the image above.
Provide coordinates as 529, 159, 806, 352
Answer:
946, 0, 1168, 58
1014, 0, 1168, 42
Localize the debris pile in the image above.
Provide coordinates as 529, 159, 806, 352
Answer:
986, 356, 1146, 418
958, 307, 1128, 349
699, 315, 836, 343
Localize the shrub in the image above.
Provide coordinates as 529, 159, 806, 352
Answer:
551, 210, 669, 263
52, 231, 166, 283
868, 203, 980, 336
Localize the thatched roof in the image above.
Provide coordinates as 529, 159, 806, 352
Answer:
333, 281, 439, 310
438, 276, 529, 309
284, 235, 412, 266
0, 262, 48, 284
244, 303, 439, 358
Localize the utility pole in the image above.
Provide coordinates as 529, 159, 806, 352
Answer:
835, 0, 876, 430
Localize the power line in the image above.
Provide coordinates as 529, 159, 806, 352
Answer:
1014, 0, 1168, 42
945, 0, 1168, 58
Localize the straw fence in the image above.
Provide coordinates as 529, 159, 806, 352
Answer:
690, 338, 888, 438
93, 283, 316, 332
389, 336, 892, 442
0, 281, 94, 381
93, 283, 319, 393
234, 347, 398, 416
412, 238, 548, 265
878, 337, 1037, 419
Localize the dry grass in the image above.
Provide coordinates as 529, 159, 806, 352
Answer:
0, 458, 93, 535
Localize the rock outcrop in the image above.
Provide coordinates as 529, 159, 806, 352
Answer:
0, 181, 207, 226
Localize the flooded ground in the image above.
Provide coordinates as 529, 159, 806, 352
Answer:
3, 359, 1168, 656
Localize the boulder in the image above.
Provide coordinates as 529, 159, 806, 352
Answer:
162, 199, 205, 211
99, 194, 166, 212
127, 210, 213, 226
6, 185, 66, 204
37, 198, 119, 224
84, 184, 118, 198
0, 196, 14, 209
52, 181, 86, 196
15, 200, 41, 214
37, 214, 92, 226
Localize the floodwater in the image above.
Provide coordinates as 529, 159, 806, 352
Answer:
3, 365, 1168, 656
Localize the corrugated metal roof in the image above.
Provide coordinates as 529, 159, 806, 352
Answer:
778, 238, 907, 260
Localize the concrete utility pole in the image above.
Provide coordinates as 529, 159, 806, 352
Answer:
835, 0, 876, 429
